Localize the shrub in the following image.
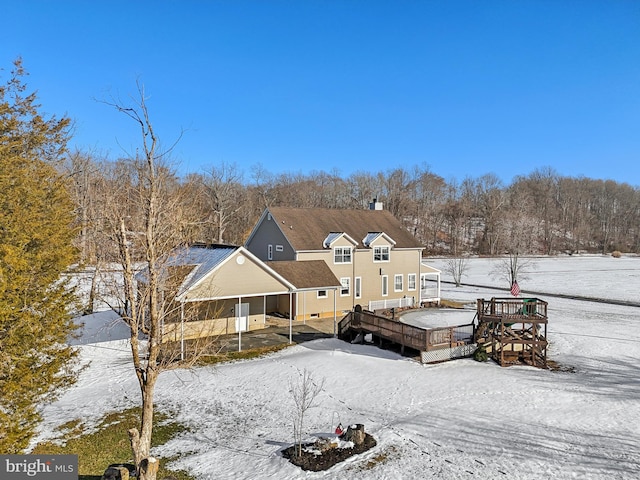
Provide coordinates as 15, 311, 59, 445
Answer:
473, 345, 489, 362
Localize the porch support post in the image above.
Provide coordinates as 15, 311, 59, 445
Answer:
437, 271, 441, 306
333, 288, 337, 337
238, 295, 242, 352
418, 257, 422, 307
263, 295, 266, 326
180, 300, 185, 361
289, 292, 293, 344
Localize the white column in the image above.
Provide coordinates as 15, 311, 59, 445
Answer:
263, 295, 266, 326
180, 300, 185, 361
238, 295, 242, 352
333, 288, 337, 337
289, 292, 293, 344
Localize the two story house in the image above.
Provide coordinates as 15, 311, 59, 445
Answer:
245, 203, 440, 320
151, 203, 440, 346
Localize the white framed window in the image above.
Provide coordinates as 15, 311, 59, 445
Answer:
276, 245, 284, 252
334, 246, 352, 264
373, 245, 390, 262
408, 273, 417, 291
340, 277, 350, 296
354, 277, 362, 299
394, 274, 403, 292
382, 275, 388, 296
268, 244, 273, 260
317, 289, 328, 299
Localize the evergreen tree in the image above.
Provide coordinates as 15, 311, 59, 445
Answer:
0, 59, 79, 453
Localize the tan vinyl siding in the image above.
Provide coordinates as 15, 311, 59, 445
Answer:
162, 297, 267, 340
294, 290, 341, 320
296, 247, 422, 309
358, 248, 422, 302
185, 254, 288, 300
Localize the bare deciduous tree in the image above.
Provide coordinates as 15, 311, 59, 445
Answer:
491, 253, 538, 293
202, 161, 245, 244
101, 84, 193, 480
290, 369, 325, 458
444, 257, 469, 287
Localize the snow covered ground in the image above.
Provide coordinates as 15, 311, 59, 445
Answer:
428, 254, 640, 304
34, 256, 640, 479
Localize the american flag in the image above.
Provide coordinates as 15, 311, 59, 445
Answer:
510, 280, 521, 297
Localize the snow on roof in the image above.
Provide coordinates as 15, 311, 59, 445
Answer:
167, 245, 238, 297
323, 232, 343, 248
136, 244, 239, 297
362, 232, 396, 247
322, 232, 358, 248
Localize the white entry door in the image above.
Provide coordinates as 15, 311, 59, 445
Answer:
235, 303, 249, 332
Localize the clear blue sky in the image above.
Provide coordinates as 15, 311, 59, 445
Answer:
3, 1, 639, 186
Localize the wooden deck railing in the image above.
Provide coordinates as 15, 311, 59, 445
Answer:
339, 310, 474, 352
477, 297, 548, 320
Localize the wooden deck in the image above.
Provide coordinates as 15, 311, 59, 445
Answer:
338, 309, 474, 358
339, 297, 550, 368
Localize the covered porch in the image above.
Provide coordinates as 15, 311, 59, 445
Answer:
420, 262, 441, 305
159, 246, 341, 356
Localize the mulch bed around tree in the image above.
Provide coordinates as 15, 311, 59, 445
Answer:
281, 434, 377, 471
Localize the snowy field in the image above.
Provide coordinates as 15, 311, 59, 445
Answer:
428, 254, 640, 304
33, 255, 640, 479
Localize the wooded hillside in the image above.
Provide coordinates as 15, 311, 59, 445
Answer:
65, 157, 639, 263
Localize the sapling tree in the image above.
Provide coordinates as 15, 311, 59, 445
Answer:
290, 369, 325, 458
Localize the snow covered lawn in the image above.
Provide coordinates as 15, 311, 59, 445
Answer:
34, 256, 640, 479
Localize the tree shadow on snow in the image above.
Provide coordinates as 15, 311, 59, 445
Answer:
542, 355, 640, 399
397, 404, 639, 478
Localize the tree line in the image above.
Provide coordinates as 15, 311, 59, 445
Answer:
66, 156, 640, 264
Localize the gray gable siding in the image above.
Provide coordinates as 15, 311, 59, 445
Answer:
245, 211, 296, 261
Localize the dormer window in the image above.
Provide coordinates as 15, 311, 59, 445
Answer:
334, 246, 352, 264
373, 245, 390, 262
